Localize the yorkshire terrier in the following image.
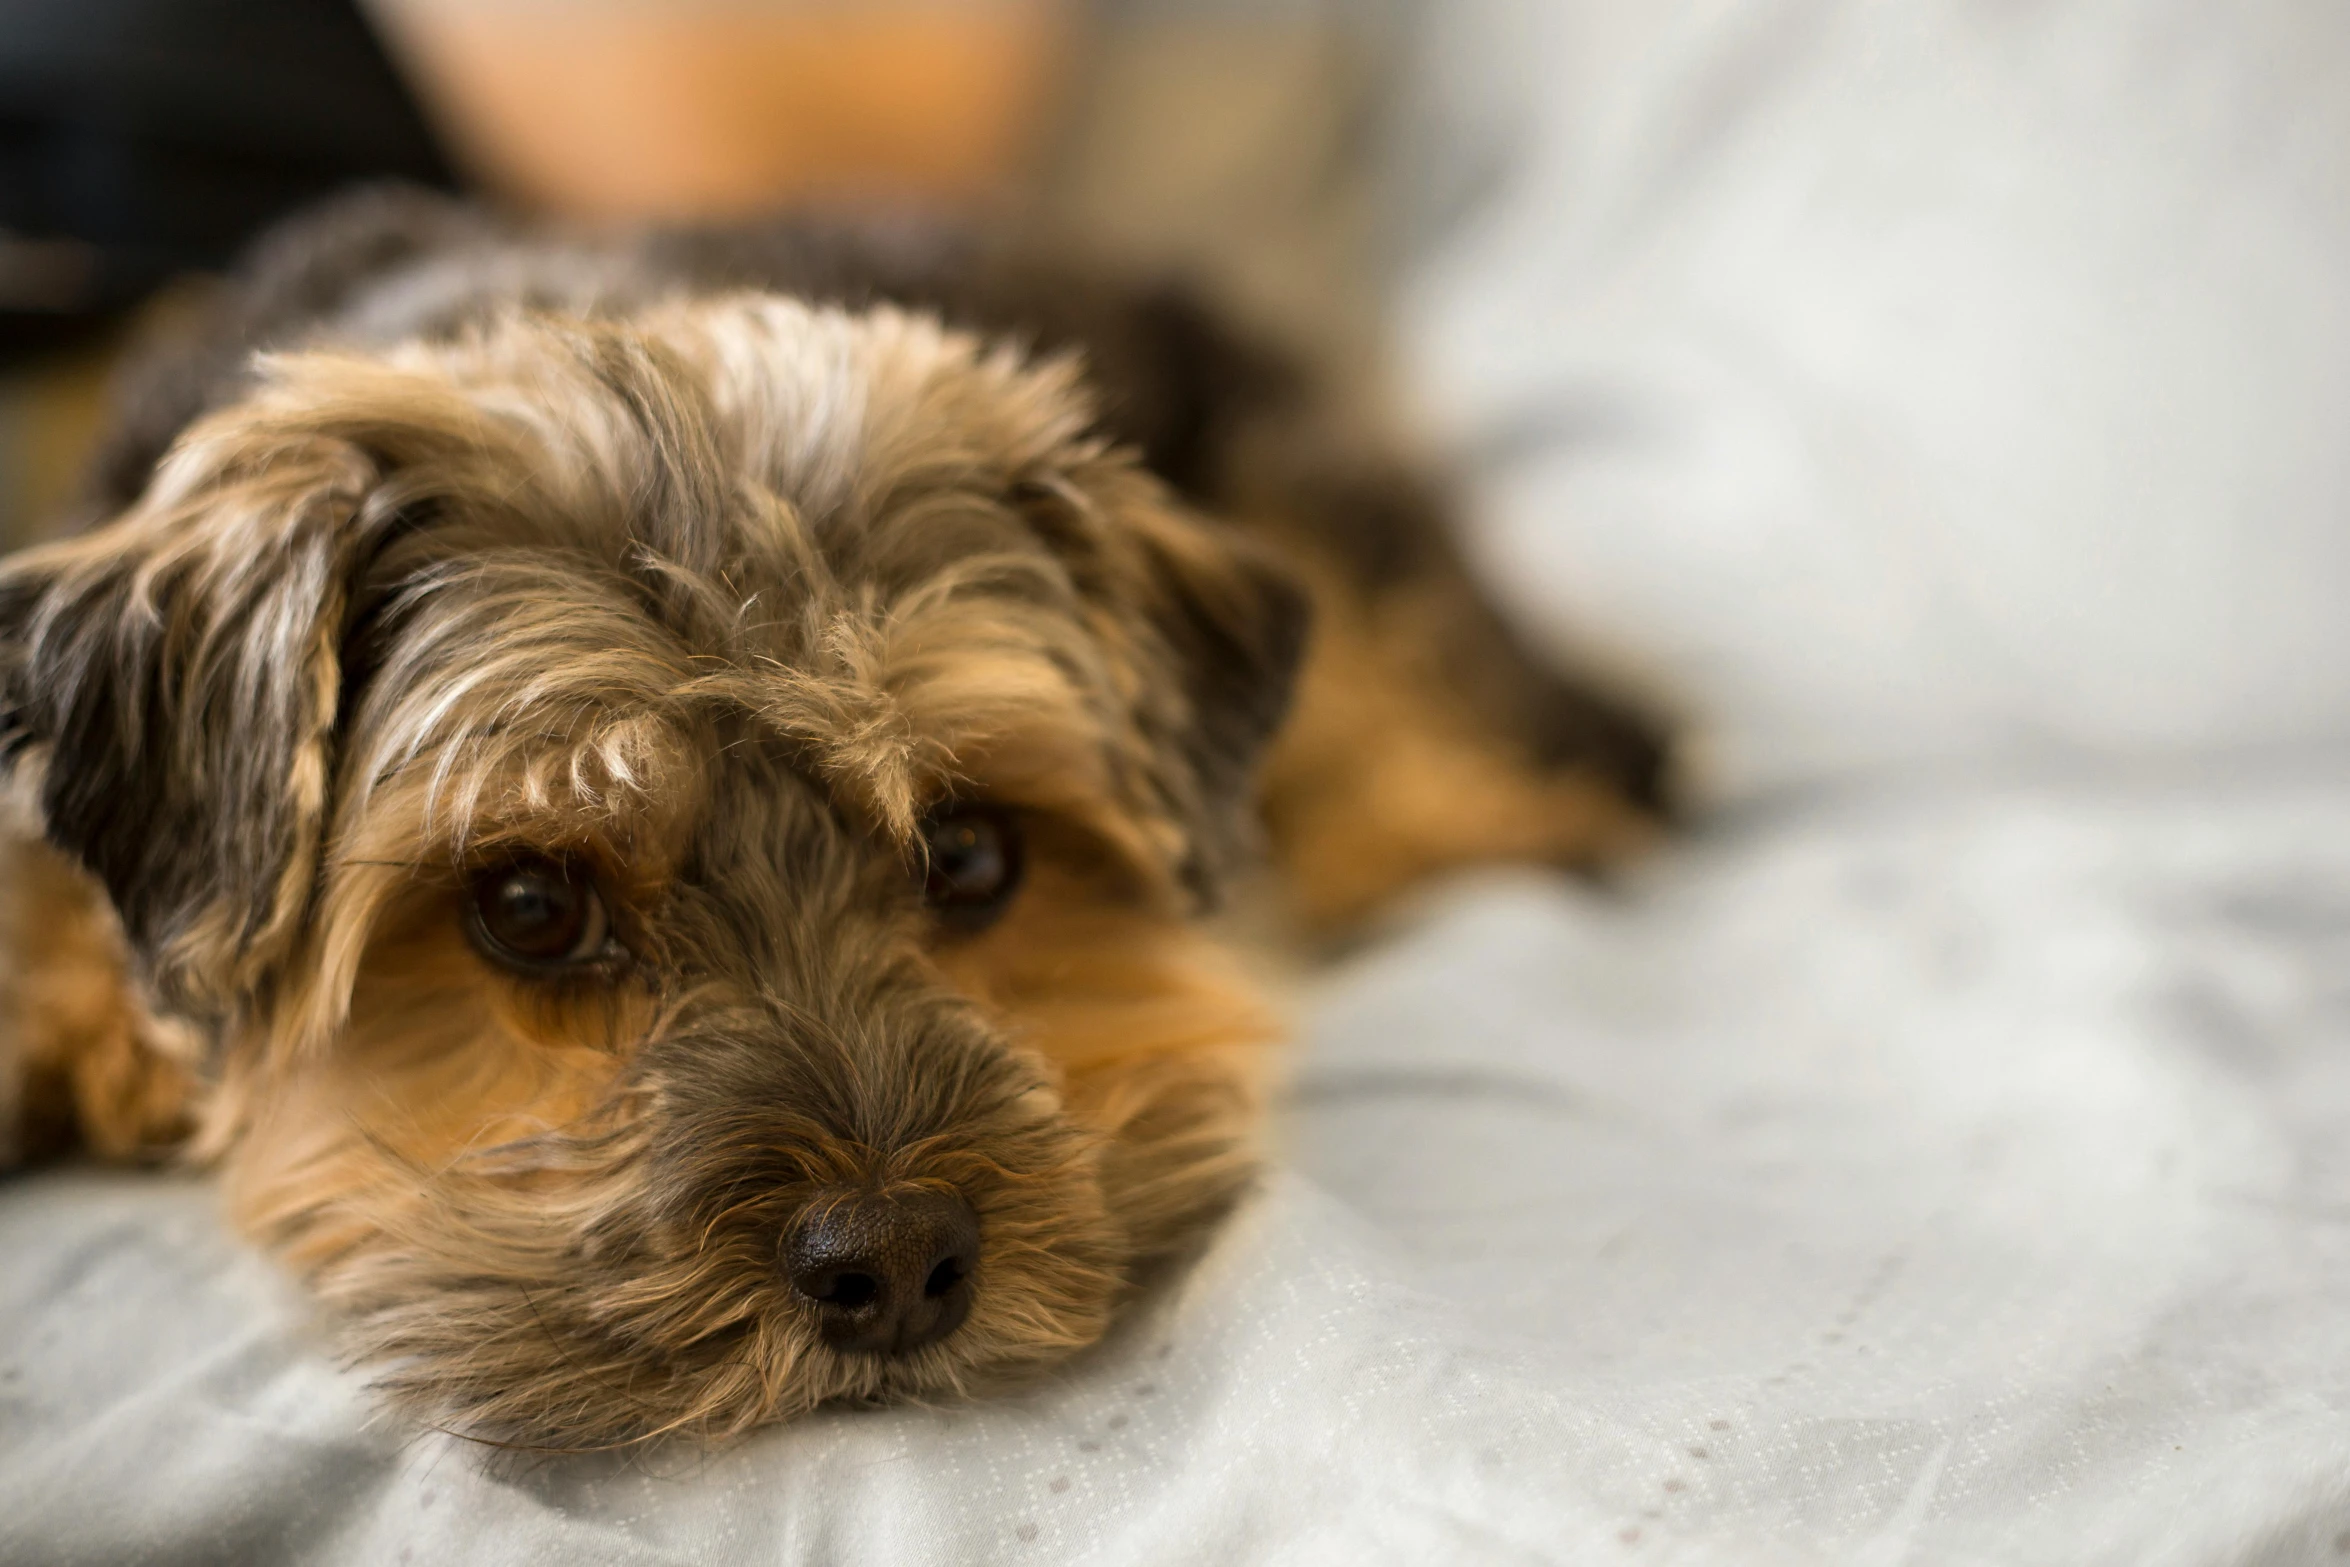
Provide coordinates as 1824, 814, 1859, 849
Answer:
0, 188, 1666, 1449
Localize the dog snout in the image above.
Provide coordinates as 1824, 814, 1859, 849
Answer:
783, 1187, 981, 1355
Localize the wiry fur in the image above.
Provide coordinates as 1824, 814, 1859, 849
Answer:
3, 295, 1288, 1446
0, 191, 1664, 1449
84, 184, 1672, 908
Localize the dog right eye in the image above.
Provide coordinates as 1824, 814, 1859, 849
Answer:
467, 857, 616, 973
918, 805, 1026, 931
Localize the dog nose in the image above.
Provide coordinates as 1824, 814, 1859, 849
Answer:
784, 1187, 981, 1355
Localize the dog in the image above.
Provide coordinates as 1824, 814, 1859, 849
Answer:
0, 188, 1667, 1449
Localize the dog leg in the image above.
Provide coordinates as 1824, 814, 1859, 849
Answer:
1262, 569, 1658, 934
0, 824, 198, 1167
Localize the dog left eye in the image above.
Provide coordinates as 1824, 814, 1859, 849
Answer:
919, 806, 1025, 928
467, 857, 616, 972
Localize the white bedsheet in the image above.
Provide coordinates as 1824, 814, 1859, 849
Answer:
9, 762, 2350, 1564
1392, 0, 2350, 800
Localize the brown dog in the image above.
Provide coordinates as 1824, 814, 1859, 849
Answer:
0, 189, 1665, 1450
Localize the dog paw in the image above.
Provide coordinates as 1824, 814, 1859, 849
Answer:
0, 828, 198, 1168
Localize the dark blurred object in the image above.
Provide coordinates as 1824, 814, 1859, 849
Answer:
0, 0, 453, 363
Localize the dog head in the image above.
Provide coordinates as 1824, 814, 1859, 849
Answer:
0, 296, 1305, 1447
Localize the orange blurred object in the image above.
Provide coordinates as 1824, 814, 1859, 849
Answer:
368, 0, 1073, 221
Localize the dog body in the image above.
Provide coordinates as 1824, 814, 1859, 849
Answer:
0, 191, 1662, 1447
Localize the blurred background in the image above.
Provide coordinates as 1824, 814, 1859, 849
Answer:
4, 0, 2348, 800
0, 0, 1405, 549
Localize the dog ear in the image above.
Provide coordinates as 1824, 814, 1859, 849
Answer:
0, 424, 399, 1017
1141, 517, 1311, 846
1062, 488, 1311, 902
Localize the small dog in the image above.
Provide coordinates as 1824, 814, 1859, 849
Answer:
0, 189, 1665, 1449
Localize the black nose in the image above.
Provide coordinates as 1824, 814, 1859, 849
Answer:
784, 1187, 981, 1355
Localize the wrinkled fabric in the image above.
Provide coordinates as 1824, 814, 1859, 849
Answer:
1394, 0, 2350, 799
9, 766, 2350, 1564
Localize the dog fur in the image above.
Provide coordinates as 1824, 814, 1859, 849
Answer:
0, 189, 1666, 1449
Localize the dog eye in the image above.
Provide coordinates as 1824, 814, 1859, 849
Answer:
919, 806, 1025, 929
467, 856, 616, 972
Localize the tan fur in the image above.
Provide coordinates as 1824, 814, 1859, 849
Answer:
931, 816, 1283, 1258
0, 295, 1309, 1448
1263, 554, 1657, 930
0, 831, 196, 1165
0, 280, 1649, 1449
